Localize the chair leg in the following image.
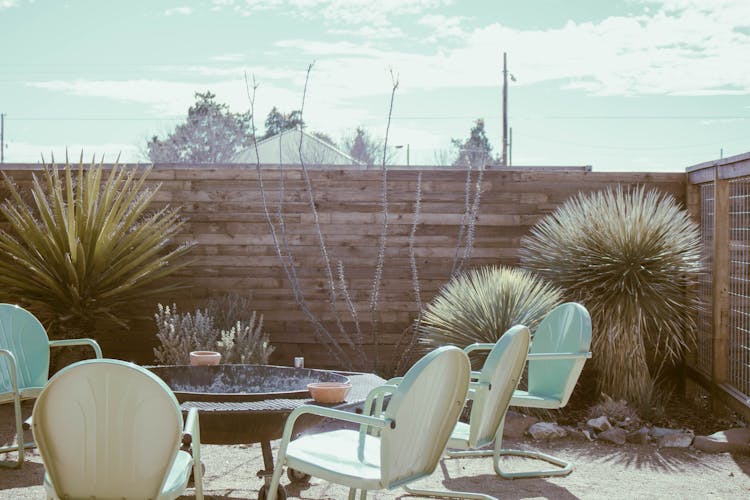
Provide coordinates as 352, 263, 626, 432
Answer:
403, 483, 497, 499
0, 397, 29, 468
266, 450, 285, 500
445, 417, 573, 480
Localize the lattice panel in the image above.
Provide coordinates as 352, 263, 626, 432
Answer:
696, 182, 714, 376
729, 178, 750, 398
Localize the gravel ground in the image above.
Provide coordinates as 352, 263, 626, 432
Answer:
2, 403, 750, 499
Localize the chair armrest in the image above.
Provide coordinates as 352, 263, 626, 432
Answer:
49, 338, 103, 358
0, 349, 20, 394
362, 384, 399, 416
182, 408, 203, 498
464, 343, 495, 356
527, 351, 592, 361
281, 404, 389, 445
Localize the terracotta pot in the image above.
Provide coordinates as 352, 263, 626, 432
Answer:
307, 382, 352, 404
189, 350, 221, 366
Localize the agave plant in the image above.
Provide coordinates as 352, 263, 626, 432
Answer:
520, 185, 702, 405
0, 159, 195, 339
417, 265, 562, 349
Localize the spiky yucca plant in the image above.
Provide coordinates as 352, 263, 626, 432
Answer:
418, 266, 562, 349
0, 159, 195, 338
520, 185, 702, 405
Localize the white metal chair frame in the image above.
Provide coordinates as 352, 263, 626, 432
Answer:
0, 303, 102, 468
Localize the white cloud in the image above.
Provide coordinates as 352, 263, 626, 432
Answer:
276, 2, 750, 97
1, 0, 32, 9
164, 6, 193, 16
210, 0, 450, 31
418, 14, 466, 41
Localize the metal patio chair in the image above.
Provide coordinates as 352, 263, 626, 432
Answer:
264, 345, 471, 500
32, 358, 204, 499
0, 303, 101, 468
498, 302, 592, 478
405, 324, 530, 499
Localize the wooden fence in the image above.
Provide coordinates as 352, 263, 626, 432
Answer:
687, 152, 750, 418
0, 164, 684, 372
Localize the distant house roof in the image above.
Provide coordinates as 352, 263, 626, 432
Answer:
231, 128, 364, 166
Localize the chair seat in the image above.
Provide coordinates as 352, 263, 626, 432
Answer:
511, 389, 563, 409
43, 450, 194, 500
285, 429, 384, 490
0, 387, 43, 404
446, 421, 471, 450
161, 450, 194, 499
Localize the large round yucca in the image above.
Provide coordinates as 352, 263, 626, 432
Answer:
418, 266, 562, 349
519, 186, 702, 405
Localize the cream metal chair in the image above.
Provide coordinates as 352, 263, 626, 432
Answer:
32, 359, 204, 500
405, 325, 531, 499
498, 302, 592, 478
0, 303, 102, 468
264, 345, 471, 500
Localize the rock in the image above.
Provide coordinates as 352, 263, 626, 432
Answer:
587, 416, 612, 432
694, 428, 750, 454
627, 426, 651, 445
650, 426, 673, 439
503, 411, 539, 439
528, 422, 567, 440
598, 427, 628, 445
658, 430, 694, 448
564, 426, 593, 441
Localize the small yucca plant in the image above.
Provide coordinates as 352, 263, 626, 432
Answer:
520, 185, 702, 405
0, 158, 195, 338
417, 265, 562, 349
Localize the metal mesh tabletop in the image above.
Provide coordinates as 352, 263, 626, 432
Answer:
179, 372, 385, 444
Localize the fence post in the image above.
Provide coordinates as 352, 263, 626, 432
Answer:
712, 166, 730, 397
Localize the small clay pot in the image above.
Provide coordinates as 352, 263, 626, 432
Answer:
307, 382, 352, 404
189, 350, 221, 366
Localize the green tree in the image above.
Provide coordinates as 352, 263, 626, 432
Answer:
451, 118, 495, 168
147, 91, 252, 163
263, 107, 304, 138
342, 127, 395, 167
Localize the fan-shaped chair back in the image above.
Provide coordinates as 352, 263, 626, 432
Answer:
380, 345, 470, 488
33, 359, 184, 499
468, 325, 530, 448
0, 304, 50, 393
528, 302, 592, 406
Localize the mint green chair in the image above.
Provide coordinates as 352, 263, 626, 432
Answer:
0, 303, 102, 468
498, 302, 592, 478
264, 346, 471, 500
32, 359, 204, 500
405, 325, 530, 499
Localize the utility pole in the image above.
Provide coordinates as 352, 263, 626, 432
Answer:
0, 113, 4, 164
509, 127, 513, 167
502, 53, 508, 167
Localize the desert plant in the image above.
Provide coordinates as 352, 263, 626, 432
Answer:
216, 313, 274, 364
153, 303, 219, 364
417, 265, 563, 349
519, 185, 702, 406
153, 300, 274, 365
0, 159, 194, 338
207, 292, 257, 330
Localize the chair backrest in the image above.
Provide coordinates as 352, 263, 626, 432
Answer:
380, 345, 470, 488
32, 359, 184, 499
0, 303, 50, 393
528, 302, 592, 407
468, 325, 530, 449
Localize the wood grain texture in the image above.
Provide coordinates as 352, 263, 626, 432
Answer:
0, 165, 685, 369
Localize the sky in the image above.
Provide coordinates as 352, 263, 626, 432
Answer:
1, 0, 749, 171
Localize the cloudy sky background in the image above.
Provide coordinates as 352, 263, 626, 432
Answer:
1, 0, 749, 170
